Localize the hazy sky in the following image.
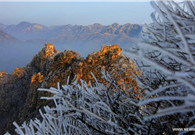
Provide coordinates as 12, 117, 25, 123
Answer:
0, 2, 153, 26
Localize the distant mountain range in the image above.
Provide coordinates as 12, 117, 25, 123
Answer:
0, 21, 142, 43
0, 21, 142, 73
0, 29, 20, 44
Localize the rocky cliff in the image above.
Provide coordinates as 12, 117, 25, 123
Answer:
0, 72, 9, 88
0, 43, 141, 134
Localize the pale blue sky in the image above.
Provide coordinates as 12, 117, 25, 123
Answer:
0, 2, 153, 26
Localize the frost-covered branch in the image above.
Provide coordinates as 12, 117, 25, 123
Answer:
126, 0, 195, 134
12, 73, 146, 135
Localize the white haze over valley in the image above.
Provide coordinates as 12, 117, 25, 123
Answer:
0, 22, 142, 73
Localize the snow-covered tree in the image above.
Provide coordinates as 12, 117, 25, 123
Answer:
12, 73, 145, 135
126, 0, 195, 134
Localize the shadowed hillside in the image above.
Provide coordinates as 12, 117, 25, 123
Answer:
0, 29, 20, 44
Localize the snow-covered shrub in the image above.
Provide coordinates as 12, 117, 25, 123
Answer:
12, 73, 146, 135
126, 0, 195, 134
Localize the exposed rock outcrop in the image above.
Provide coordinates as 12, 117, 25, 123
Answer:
0, 43, 142, 134
31, 43, 59, 72
0, 71, 9, 88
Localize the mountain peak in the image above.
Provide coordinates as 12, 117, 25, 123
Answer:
31, 43, 58, 71
33, 24, 44, 30
17, 21, 31, 26
43, 43, 56, 57
10, 67, 26, 81
0, 71, 9, 87
16, 21, 46, 32
87, 44, 122, 64
112, 23, 120, 27
100, 44, 121, 54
